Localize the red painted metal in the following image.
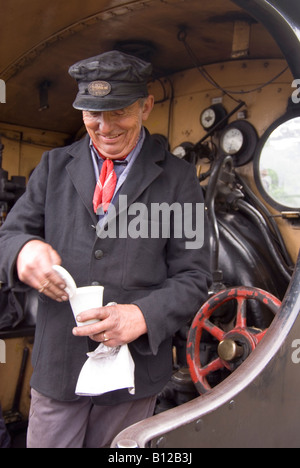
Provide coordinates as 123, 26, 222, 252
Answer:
187, 287, 281, 394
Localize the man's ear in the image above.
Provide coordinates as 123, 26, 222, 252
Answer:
142, 95, 154, 121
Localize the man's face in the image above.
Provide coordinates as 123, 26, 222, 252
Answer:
82, 96, 154, 159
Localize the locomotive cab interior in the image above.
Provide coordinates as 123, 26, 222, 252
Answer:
0, 0, 300, 448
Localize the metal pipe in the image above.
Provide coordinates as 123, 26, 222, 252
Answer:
205, 155, 233, 275
236, 199, 292, 282
235, 173, 294, 270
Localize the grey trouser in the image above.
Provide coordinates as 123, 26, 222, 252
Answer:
27, 388, 156, 448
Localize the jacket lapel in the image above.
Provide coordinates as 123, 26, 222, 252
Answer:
65, 135, 98, 225
99, 132, 165, 233
65, 131, 165, 230
119, 133, 164, 210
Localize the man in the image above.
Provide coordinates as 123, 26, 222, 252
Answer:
0, 51, 211, 448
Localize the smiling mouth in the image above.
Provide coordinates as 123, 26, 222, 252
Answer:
99, 133, 123, 141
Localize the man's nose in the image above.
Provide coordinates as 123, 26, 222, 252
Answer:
95, 112, 113, 131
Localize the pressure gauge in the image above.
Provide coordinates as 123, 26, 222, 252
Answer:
220, 120, 258, 166
201, 108, 216, 129
172, 142, 193, 159
221, 127, 244, 155
200, 104, 227, 131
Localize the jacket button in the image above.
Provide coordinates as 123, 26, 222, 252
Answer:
91, 281, 101, 286
94, 249, 104, 260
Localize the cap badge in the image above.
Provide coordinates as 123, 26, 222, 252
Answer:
88, 81, 112, 97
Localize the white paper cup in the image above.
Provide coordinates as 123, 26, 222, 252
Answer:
69, 285, 104, 326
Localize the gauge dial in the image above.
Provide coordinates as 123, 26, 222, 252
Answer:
201, 108, 217, 130
200, 104, 227, 131
220, 120, 258, 167
172, 142, 193, 159
173, 146, 186, 158
221, 127, 244, 155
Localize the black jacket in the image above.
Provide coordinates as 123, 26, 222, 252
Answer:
0, 130, 211, 405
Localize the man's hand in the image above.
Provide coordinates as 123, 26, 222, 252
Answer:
16, 240, 68, 302
72, 303, 147, 347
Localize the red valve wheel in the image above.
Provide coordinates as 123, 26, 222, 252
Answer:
186, 287, 281, 394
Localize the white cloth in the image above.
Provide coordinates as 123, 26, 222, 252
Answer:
50, 269, 136, 398
75, 343, 135, 396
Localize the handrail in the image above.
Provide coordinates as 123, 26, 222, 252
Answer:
111, 251, 300, 448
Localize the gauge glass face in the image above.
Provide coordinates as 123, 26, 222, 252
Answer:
222, 128, 244, 155
201, 109, 216, 129
172, 146, 186, 158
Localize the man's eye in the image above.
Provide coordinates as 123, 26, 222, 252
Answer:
113, 110, 126, 116
84, 111, 100, 118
